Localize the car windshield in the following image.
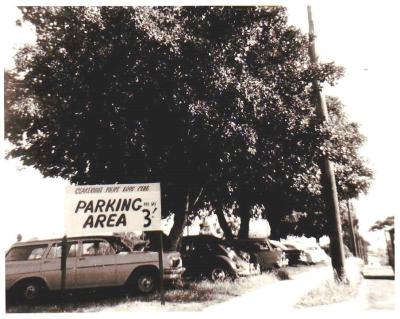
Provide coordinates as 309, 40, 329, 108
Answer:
109, 237, 131, 253
270, 240, 287, 250
6, 244, 48, 261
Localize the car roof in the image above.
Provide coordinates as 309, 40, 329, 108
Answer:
269, 240, 288, 249
10, 235, 121, 247
235, 238, 269, 242
182, 235, 226, 243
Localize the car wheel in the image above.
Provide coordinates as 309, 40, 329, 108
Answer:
18, 281, 44, 303
209, 266, 229, 281
250, 253, 262, 270
135, 272, 157, 294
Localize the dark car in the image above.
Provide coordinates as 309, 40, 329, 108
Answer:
180, 235, 259, 281
231, 238, 288, 271
270, 240, 307, 266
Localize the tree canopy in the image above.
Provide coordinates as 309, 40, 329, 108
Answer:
370, 216, 394, 231
5, 6, 372, 247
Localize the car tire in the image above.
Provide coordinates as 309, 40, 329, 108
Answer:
250, 253, 262, 271
134, 271, 158, 294
18, 280, 45, 303
209, 266, 231, 282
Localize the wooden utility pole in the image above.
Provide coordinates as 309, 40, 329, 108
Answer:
158, 231, 165, 305
307, 6, 347, 282
346, 200, 358, 256
60, 235, 67, 291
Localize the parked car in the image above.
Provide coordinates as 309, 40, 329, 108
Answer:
269, 240, 307, 265
321, 243, 352, 258
301, 245, 330, 264
6, 235, 185, 302
180, 235, 260, 281
282, 241, 330, 265
230, 238, 288, 271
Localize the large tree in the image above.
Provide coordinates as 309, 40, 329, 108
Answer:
262, 96, 373, 239
5, 6, 371, 248
6, 7, 222, 249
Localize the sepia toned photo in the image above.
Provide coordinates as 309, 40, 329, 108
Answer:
2, 1, 397, 316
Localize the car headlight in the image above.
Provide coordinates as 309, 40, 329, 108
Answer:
226, 247, 237, 260
299, 252, 307, 261
168, 256, 180, 267
240, 252, 251, 262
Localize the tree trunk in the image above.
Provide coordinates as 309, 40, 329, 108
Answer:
168, 191, 190, 251
266, 200, 286, 240
268, 212, 282, 240
238, 192, 251, 239
168, 211, 187, 251
215, 204, 234, 241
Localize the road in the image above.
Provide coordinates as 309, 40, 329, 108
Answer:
205, 259, 396, 316
364, 279, 395, 310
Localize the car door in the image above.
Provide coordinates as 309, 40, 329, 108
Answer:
75, 239, 116, 288
41, 241, 78, 290
256, 240, 279, 269
180, 239, 196, 276
192, 240, 213, 275
180, 239, 210, 276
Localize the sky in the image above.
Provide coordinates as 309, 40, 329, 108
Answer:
1, 0, 399, 250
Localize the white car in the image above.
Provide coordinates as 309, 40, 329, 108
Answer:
302, 246, 330, 264
283, 241, 330, 264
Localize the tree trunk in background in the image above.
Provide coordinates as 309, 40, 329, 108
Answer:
268, 211, 283, 240
238, 191, 251, 239
266, 199, 287, 240
168, 191, 190, 251
168, 212, 187, 251
215, 204, 234, 241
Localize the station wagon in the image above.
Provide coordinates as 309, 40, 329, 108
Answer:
6, 235, 184, 302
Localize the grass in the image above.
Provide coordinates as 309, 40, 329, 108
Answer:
295, 258, 363, 308
295, 279, 360, 308
7, 271, 283, 313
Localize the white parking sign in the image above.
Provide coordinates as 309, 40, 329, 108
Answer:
64, 183, 161, 235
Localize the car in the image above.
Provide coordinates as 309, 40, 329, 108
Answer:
230, 238, 289, 271
6, 235, 185, 303
301, 245, 330, 264
180, 235, 260, 281
269, 240, 307, 265
321, 243, 353, 258
281, 241, 330, 265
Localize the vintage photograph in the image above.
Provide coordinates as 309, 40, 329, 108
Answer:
2, 1, 397, 316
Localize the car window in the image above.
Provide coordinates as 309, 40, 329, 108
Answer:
110, 237, 132, 253
207, 243, 225, 254
261, 241, 272, 250
6, 244, 48, 261
196, 242, 209, 254
47, 242, 78, 258
82, 240, 113, 256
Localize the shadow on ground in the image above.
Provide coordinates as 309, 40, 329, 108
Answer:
6, 265, 313, 313
6, 282, 183, 313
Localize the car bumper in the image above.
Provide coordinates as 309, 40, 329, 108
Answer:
276, 257, 289, 268
236, 263, 260, 277
163, 267, 186, 280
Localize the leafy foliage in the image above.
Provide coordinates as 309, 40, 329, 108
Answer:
370, 216, 394, 231
5, 7, 372, 244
